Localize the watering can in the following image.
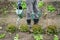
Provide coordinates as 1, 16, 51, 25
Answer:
16, 9, 24, 19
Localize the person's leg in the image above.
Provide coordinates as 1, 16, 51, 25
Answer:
26, 0, 33, 28
26, 19, 31, 28
33, 0, 40, 24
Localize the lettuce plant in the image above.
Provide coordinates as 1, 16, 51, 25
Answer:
14, 34, 19, 40
20, 24, 29, 32
33, 34, 43, 40
47, 5, 56, 13
0, 33, 5, 39
38, 1, 44, 8
54, 35, 59, 40
6, 24, 16, 33
32, 25, 43, 34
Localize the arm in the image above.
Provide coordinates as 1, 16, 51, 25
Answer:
18, 0, 22, 9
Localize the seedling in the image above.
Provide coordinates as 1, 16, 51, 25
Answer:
54, 35, 59, 40
20, 24, 29, 32
0, 33, 5, 39
38, 1, 44, 8
14, 34, 19, 40
21, 1, 27, 9
33, 34, 43, 40
47, 5, 56, 13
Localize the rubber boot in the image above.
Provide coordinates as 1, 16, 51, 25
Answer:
27, 19, 31, 28
27, 19, 33, 33
33, 19, 39, 24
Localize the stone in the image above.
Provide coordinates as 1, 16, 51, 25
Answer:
0, 27, 2, 30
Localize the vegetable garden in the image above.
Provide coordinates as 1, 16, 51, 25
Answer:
0, 0, 60, 40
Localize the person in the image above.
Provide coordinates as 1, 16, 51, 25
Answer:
26, 0, 41, 28
16, 0, 42, 32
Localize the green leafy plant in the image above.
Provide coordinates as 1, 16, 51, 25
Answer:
33, 34, 43, 40
21, 1, 27, 9
54, 35, 59, 40
47, 5, 56, 12
0, 33, 5, 39
20, 24, 29, 32
38, 1, 44, 8
32, 25, 43, 34
6, 24, 16, 33
14, 34, 19, 40
0, 7, 8, 16
11, 2, 17, 9
0, 20, 6, 25
46, 25, 57, 35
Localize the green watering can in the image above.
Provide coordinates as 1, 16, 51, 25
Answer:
16, 9, 24, 19
31, 11, 42, 20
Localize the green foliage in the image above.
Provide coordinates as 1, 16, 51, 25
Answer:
0, 7, 8, 16
7, 2, 17, 9
20, 24, 29, 32
0, 20, 6, 25
33, 34, 43, 40
11, 2, 17, 9
3, 8, 8, 15
14, 34, 19, 40
21, 1, 27, 9
46, 25, 57, 34
6, 24, 16, 33
38, 1, 44, 8
47, 5, 56, 12
54, 35, 59, 40
32, 25, 43, 34
0, 33, 5, 39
